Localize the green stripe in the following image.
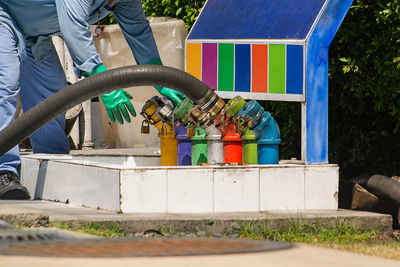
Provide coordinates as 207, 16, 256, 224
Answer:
269, 44, 286, 94
218, 43, 234, 91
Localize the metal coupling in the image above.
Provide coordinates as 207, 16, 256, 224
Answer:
173, 98, 195, 127
237, 100, 264, 132
194, 89, 225, 127
157, 97, 175, 123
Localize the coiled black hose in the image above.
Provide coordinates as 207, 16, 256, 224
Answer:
0, 65, 211, 156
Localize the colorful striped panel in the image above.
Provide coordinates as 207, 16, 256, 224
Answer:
286, 45, 303, 94
186, 42, 304, 96
202, 43, 218, 89
218, 43, 234, 91
235, 44, 251, 92
186, 43, 202, 80
251, 44, 268, 93
269, 44, 286, 94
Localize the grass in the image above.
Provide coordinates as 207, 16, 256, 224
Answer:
235, 219, 378, 242
264, 220, 377, 243
49, 220, 400, 261
50, 222, 125, 238
235, 219, 400, 261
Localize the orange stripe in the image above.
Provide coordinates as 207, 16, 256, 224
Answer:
251, 44, 268, 93
186, 43, 202, 80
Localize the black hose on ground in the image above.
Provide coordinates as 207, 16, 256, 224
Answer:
0, 65, 211, 156
361, 175, 400, 206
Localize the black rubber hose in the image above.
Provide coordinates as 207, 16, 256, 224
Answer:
0, 65, 211, 156
363, 175, 400, 206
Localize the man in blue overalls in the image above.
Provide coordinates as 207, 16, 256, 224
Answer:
0, 0, 185, 199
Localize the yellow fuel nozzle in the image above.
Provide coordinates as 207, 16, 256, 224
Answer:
140, 98, 161, 126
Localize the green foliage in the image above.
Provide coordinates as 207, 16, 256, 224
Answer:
263, 221, 377, 243
329, 0, 400, 179
235, 219, 378, 243
142, 0, 205, 30
51, 222, 125, 238
236, 220, 259, 239
100, 1, 205, 29
158, 224, 174, 234
266, 102, 302, 160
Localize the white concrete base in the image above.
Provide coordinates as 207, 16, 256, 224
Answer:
20, 153, 338, 213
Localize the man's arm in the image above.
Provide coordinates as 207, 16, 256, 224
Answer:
55, 0, 136, 124
113, 0, 185, 103
54, 0, 102, 76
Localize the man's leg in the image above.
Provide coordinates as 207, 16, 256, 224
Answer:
19, 46, 70, 154
0, 23, 30, 199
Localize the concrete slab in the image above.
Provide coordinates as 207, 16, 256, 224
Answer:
21, 152, 339, 213
0, 200, 392, 234
0, 204, 49, 227
0, 200, 396, 266
0, 244, 399, 267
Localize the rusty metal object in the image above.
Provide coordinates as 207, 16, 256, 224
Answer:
0, 238, 291, 257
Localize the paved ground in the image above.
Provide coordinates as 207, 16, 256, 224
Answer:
0, 200, 397, 266
0, 243, 399, 267
0, 200, 393, 233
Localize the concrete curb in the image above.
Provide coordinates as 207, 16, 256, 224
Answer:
0, 205, 49, 227
58, 212, 393, 235
0, 201, 392, 235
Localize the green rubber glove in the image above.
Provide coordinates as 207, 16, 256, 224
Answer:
100, 90, 136, 124
154, 86, 186, 104
147, 58, 186, 104
83, 64, 136, 124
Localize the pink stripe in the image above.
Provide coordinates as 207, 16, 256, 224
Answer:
202, 43, 218, 90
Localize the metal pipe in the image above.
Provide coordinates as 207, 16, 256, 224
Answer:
191, 127, 207, 166
254, 112, 280, 164
172, 97, 224, 165
175, 124, 192, 166
220, 120, 242, 164
238, 100, 281, 164
172, 98, 193, 165
204, 124, 223, 164
225, 96, 257, 164
241, 127, 257, 164
220, 96, 247, 164
160, 125, 178, 166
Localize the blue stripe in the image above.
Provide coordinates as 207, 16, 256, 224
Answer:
305, 0, 353, 164
286, 45, 304, 94
235, 44, 251, 92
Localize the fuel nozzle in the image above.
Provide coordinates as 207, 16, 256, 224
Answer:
156, 96, 175, 125
140, 96, 176, 134
140, 97, 161, 134
237, 100, 264, 133
223, 96, 247, 131
173, 98, 194, 127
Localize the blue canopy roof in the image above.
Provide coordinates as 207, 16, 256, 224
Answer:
187, 0, 326, 40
